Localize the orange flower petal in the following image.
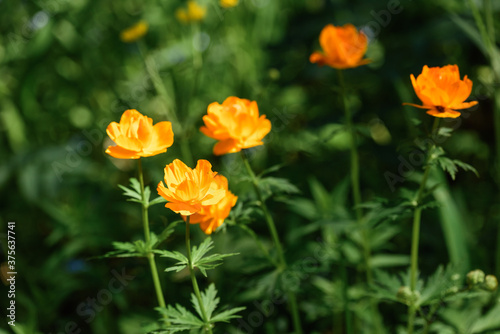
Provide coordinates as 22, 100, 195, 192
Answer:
105, 109, 174, 159
105, 145, 141, 159
311, 24, 369, 70
201, 97, 271, 155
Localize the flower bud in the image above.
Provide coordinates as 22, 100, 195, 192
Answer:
484, 275, 498, 291
466, 269, 485, 287
397, 286, 420, 305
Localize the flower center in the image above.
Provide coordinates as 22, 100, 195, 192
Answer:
436, 106, 445, 113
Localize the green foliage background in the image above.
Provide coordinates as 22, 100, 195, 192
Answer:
1, 0, 499, 333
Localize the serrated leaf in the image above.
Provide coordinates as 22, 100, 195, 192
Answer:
156, 305, 204, 329
190, 238, 238, 276
210, 307, 246, 323
93, 241, 143, 259
191, 283, 219, 320
157, 250, 189, 272
118, 184, 142, 201
471, 304, 500, 333
258, 163, 286, 177
418, 265, 458, 306
195, 252, 239, 277
191, 238, 215, 264
258, 176, 300, 197
154, 220, 182, 248
437, 156, 459, 180
453, 160, 479, 177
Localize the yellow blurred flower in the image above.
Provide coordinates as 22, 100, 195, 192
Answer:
120, 21, 148, 43
220, 0, 239, 8
176, 1, 207, 24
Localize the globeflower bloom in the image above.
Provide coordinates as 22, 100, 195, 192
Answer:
157, 159, 226, 216
105, 109, 174, 159
404, 65, 478, 118
175, 1, 206, 24
184, 175, 237, 234
310, 24, 370, 69
220, 0, 238, 8
120, 21, 148, 43
200, 96, 272, 155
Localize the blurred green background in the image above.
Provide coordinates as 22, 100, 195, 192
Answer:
1, 0, 499, 333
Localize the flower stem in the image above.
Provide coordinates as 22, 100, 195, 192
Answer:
407, 118, 440, 334
240, 151, 303, 334
185, 217, 213, 334
138, 159, 169, 324
337, 70, 372, 284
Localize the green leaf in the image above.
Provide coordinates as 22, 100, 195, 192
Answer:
149, 195, 167, 207
190, 238, 239, 276
210, 307, 246, 323
117, 184, 142, 201
156, 305, 204, 331
157, 250, 189, 273
258, 176, 300, 197
418, 265, 459, 306
191, 237, 215, 265
258, 163, 286, 177
453, 160, 479, 177
191, 283, 219, 320
437, 156, 459, 180
469, 303, 500, 333
93, 241, 143, 259
369, 254, 410, 268
153, 220, 182, 248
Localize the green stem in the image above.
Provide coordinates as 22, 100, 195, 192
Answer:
185, 217, 213, 334
337, 70, 372, 284
407, 118, 440, 334
241, 151, 286, 269
240, 151, 303, 334
238, 224, 279, 268
341, 262, 353, 334
138, 159, 169, 324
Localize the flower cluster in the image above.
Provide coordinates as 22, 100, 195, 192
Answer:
310, 24, 477, 118
105, 108, 243, 234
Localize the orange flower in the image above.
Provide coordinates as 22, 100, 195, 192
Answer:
106, 109, 174, 159
404, 65, 478, 118
310, 24, 370, 69
157, 159, 226, 216
184, 175, 237, 234
200, 96, 271, 155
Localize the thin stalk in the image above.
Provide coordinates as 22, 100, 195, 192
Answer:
240, 151, 286, 268
240, 151, 303, 334
337, 70, 372, 284
238, 224, 279, 268
138, 159, 169, 324
341, 262, 353, 334
185, 217, 213, 334
407, 118, 440, 334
